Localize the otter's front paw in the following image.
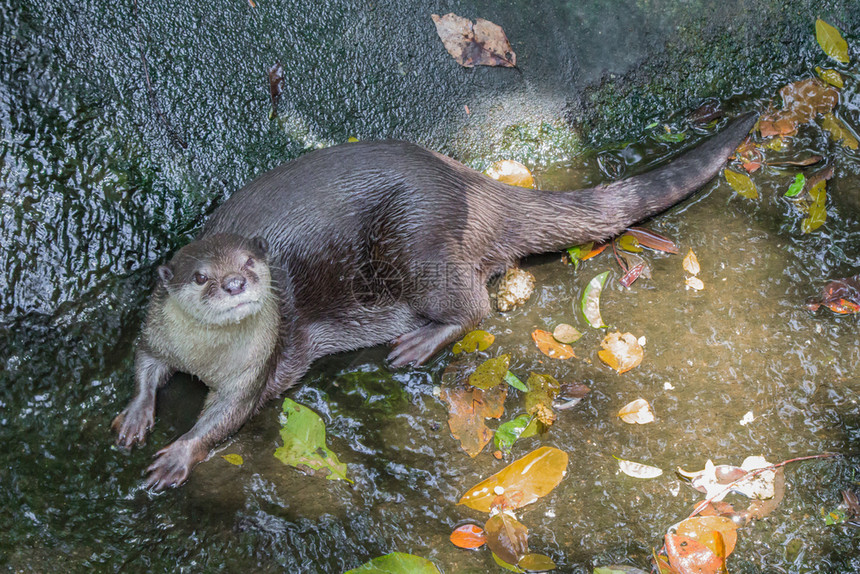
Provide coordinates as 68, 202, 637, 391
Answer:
111, 399, 155, 448
145, 439, 207, 491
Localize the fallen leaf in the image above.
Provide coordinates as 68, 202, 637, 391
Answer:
221, 453, 244, 466
504, 370, 529, 392
801, 179, 827, 233
724, 169, 758, 199
345, 552, 441, 573
683, 249, 701, 275
274, 398, 351, 482
517, 553, 557, 572
678, 456, 776, 501
620, 251, 652, 281
618, 398, 655, 424
432, 13, 516, 68
685, 276, 705, 291
486, 160, 534, 188
815, 66, 844, 89
485, 512, 529, 566
493, 552, 526, 572
619, 262, 646, 288
665, 516, 737, 574
566, 242, 591, 269
458, 446, 569, 512
816, 18, 849, 64
452, 330, 496, 354
582, 242, 609, 260
552, 323, 581, 344
268, 62, 285, 118
554, 382, 590, 410
494, 414, 534, 455
617, 457, 663, 479
617, 234, 643, 253
767, 155, 822, 167
784, 173, 806, 197
806, 274, 860, 314
450, 524, 486, 549
581, 271, 610, 328
598, 332, 644, 374
524, 373, 561, 426
469, 355, 511, 389
532, 329, 575, 359
442, 384, 507, 457
821, 112, 859, 149
625, 227, 678, 253
760, 77, 839, 137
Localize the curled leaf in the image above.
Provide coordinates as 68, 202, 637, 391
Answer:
617, 457, 663, 479
581, 271, 610, 328
625, 227, 678, 253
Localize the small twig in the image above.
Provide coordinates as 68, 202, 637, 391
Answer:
611, 239, 628, 273
133, 0, 188, 150
688, 453, 840, 519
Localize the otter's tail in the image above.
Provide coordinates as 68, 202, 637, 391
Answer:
503, 112, 758, 257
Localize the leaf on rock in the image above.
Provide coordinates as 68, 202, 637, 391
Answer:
784, 173, 806, 198
469, 354, 511, 389
458, 446, 569, 512
441, 384, 507, 458
431, 13, 516, 68
724, 169, 758, 199
625, 227, 679, 253
221, 453, 244, 466
581, 271, 610, 328
450, 523, 486, 549
821, 112, 859, 150
486, 160, 534, 188
532, 329, 575, 359
618, 398, 655, 424
268, 62, 285, 118
274, 398, 351, 482
816, 18, 849, 64
452, 330, 495, 354
485, 512, 529, 566
552, 323, 582, 344
617, 457, 663, 479
345, 552, 441, 573
598, 332, 644, 374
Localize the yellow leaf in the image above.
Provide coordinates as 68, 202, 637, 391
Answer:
724, 169, 758, 199
815, 66, 844, 89
485, 160, 534, 188
598, 332, 643, 374
682, 248, 700, 275
821, 113, 859, 150
452, 330, 495, 354
221, 453, 244, 466
801, 180, 828, 233
816, 18, 849, 64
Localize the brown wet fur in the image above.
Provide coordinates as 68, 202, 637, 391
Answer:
113, 113, 758, 489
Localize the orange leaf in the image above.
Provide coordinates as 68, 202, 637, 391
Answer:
598, 332, 643, 374
532, 329, 575, 359
450, 524, 486, 549
581, 242, 608, 260
441, 385, 507, 457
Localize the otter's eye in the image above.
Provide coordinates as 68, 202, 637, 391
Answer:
193, 272, 208, 285
245, 257, 254, 268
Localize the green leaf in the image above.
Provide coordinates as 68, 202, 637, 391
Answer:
344, 552, 441, 573
581, 271, 610, 328
274, 398, 352, 483
494, 414, 533, 455
504, 370, 529, 392
784, 173, 806, 198
221, 453, 244, 466
566, 242, 592, 270
725, 169, 758, 199
816, 18, 849, 64
617, 234, 642, 253
493, 552, 526, 573
823, 507, 848, 526
468, 354, 510, 390
452, 330, 495, 354
653, 131, 687, 143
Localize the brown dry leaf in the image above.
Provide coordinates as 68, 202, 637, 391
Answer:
760, 78, 839, 137
486, 160, 534, 188
805, 274, 860, 314
532, 329, 575, 359
485, 512, 529, 566
625, 227, 678, 253
598, 332, 644, 374
458, 446, 569, 512
683, 249, 701, 275
441, 384, 507, 458
268, 62, 285, 118
431, 13, 516, 68
524, 372, 560, 427
618, 398, 655, 424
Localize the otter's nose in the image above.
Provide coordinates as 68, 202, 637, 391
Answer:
221, 273, 246, 295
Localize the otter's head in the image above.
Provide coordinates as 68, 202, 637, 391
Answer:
158, 233, 273, 326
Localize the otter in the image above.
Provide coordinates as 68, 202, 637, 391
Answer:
112, 112, 757, 489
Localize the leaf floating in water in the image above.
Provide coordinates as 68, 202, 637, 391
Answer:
485, 512, 529, 566
468, 355, 511, 389
801, 180, 827, 233
221, 453, 244, 466
625, 227, 678, 253
566, 242, 591, 269
268, 62, 285, 119
806, 274, 860, 314
581, 271, 610, 328
815, 66, 844, 89
767, 155, 822, 167
616, 457, 663, 479
486, 160, 534, 188
551, 323, 581, 344
274, 398, 351, 482
724, 169, 758, 199
494, 413, 534, 455
678, 456, 777, 501
517, 553, 557, 572
531, 329, 575, 360
345, 552, 441, 573
618, 398, 655, 424
821, 112, 859, 150
815, 18, 849, 64
582, 242, 609, 261
598, 332, 644, 374
619, 262, 646, 288
503, 370, 529, 392
442, 384, 507, 458
458, 446, 569, 512
492, 552, 526, 572
784, 174, 806, 197
432, 13, 516, 68
683, 248, 701, 275
685, 276, 705, 291
452, 329, 495, 354
665, 516, 737, 574
450, 524, 486, 549
524, 373, 561, 426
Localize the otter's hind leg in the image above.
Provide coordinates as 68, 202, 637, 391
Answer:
387, 271, 490, 367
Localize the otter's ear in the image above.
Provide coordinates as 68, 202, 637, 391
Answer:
157, 265, 174, 285
252, 236, 269, 256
